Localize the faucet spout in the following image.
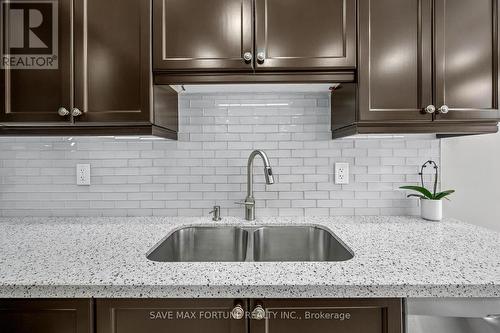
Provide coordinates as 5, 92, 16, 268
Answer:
242, 150, 275, 221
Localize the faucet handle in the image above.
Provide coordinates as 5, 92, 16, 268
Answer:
234, 201, 255, 206
209, 205, 222, 221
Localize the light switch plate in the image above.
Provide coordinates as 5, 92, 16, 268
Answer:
76, 164, 91, 185
335, 162, 349, 185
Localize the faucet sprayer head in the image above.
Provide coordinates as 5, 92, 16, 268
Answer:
264, 166, 274, 185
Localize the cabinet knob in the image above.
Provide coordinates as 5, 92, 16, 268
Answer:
243, 52, 253, 63
424, 105, 436, 114
256, 52, 265, 64
71, 108, 83, 117
231, 304, 245, 320
58, 107, 70, 117
251, 305, 266, 320
438, 105, 449, 114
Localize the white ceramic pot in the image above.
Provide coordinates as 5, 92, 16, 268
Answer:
420, 199, 443, 221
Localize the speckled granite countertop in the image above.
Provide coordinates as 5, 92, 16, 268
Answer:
0, 216, 499, 298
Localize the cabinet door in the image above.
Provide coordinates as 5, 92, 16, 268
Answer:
153, 0, 253, 72
254, 0, 356, 71
0, 299, 92, 333
97, 299, 247, 333
358, 0, 433, 122
73, 0, 150, 124
0, 0, 72, 123
250, 299, 402, 333
433, 0, 500, 121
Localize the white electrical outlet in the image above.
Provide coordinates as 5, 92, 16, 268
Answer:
76, 164, 91, 185
335, 162, 349, 185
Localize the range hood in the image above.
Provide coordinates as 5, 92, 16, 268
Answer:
168, 83, 338, 94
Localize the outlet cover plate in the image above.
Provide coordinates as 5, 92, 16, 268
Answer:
335, 162, 349, 185
76, 164, 91, 186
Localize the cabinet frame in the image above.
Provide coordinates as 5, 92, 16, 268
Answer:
358, 0, 433, 122
152, 0, 254, 72
73, 0, 151, 124
253, 0, 357, 71
0, 0, 74, 124
433, 0, 500, 121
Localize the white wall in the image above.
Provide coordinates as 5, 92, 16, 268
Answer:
0, 92, 440, 217
442, 130, 500, 231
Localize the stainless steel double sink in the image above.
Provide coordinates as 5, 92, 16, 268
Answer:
146, 225, 354, 262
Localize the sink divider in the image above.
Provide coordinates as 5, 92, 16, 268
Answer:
243, 227, 255, 262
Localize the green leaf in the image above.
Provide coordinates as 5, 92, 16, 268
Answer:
434, 190, 455, 200
399, 186, 433, 199
407, 194, 426, 199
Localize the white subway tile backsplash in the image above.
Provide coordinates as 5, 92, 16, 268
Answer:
0, 92, 440, 217
355, 208, 381, 216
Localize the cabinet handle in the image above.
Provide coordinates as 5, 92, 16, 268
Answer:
424, 105, 436, 114
71, 108, 83, 117
243, 52, 253, 63
256, 52, 265, 64
251, 305, 266, 320
231, 304, 245, 320
58, 107, 70, 117
437, 105, 449, 114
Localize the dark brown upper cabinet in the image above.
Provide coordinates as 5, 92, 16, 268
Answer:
0, 0, 73, 124
332, 0, 500, 138
0, 299, 93, 333
153, 0, 254, 72
0, 0, 151, 125
0, 0, 172, 137
357, 0, 433, 123
433, 0, 500, 122
73, 0, 151, 124
254, 0, 356, 71
153, 0, 356, 82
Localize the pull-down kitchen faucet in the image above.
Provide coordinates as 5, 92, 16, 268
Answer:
237, 150, 275, 221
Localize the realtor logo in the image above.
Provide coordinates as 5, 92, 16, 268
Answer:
0, 0, 58, 69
